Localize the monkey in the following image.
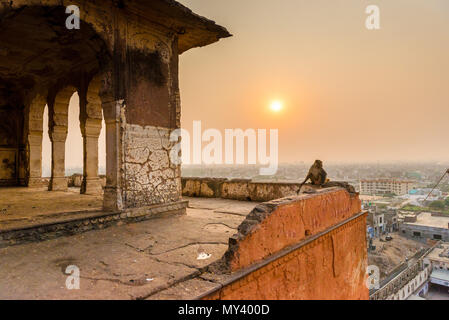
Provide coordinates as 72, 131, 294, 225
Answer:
297, 160, 328, 193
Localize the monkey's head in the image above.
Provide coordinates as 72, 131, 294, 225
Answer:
314, 160, 323, 168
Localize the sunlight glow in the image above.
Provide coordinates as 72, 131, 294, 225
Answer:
270, 100, 283, 112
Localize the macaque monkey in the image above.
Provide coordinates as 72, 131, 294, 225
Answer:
298, 160, 328, 192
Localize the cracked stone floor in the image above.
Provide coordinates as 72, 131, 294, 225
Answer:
0, 197, 258, 300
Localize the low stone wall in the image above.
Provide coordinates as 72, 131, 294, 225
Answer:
182, 177, 356, 203
430, 212, 449, 218
200, 187, 369, 300
67, 174, 106, 188
182, 177, 300, 201
29, 175, 107, 188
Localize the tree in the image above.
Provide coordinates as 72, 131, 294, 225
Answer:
429, 200, 445, 210
444, 197, 449, 207
384, 192, 397, 198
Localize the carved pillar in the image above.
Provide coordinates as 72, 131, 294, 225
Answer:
27, 95, 46, 187
79, 77, 103, 195
102, 99, 124, 211
48, 87, 74, 191
94, 61, 124, 211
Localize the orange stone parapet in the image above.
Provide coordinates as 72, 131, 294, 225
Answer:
227, 188, 362, 271
202, 187, 369, 300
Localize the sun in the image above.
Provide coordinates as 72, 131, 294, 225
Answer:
270, 100, 283, 112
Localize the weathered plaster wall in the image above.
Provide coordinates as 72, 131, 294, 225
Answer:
124, 36, 179, 129
202, 188, 368, 300
111, 7, 182, 208
123, 124, 181, 208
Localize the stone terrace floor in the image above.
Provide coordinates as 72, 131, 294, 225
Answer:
0, 196, 258, 300
0, 187, 103, 230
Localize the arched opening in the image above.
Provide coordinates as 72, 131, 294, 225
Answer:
66, 92, 83, 176
0, 5, 109, 183
42, 104, 51, 178
0, 5, 110, 224
99, 113, 106, 176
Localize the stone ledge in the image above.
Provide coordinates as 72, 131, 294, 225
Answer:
0, 200, 188, 248
182, 177, 356, 202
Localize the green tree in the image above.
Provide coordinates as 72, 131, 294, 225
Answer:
384, 192, 397, 198
429, 200, 445, 210
444, 197, 449, 207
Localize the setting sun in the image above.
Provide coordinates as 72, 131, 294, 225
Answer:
270, 101, 283, 112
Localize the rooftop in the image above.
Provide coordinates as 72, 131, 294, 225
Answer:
404, 212, 449, 229
427, 242, 449, 264
0, 195, 258, 299
360, 179, 415, 183
430, 269, 449, 283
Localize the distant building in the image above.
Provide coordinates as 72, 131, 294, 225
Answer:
367, 206, 399, 236
424, 242, 449, 289
370, 242, 447, 300
425, 242, 449, 271
399, 213, 449, 242
367, 208, 386, 237
370, 245, 434, 300
400, 188, 443, 205
408, 188, 442, 198
384, 210, 400, 233
360, 179, 417, 196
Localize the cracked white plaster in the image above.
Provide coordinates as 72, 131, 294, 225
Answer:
123, 124, 181, 207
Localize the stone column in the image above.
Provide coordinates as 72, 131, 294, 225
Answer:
79, 81, 103, 195
27, 95, 46, 187
48, 87, 73, 191
102, 99, 124, 211
49, 126, 68, 191
80, 119, 103, 194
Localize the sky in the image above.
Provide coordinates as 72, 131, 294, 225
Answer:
43, 0, 449, 174
178, 0, 449, 163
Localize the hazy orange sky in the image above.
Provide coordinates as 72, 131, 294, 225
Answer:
43, 0, 449, 173
178, 0, 449, 163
